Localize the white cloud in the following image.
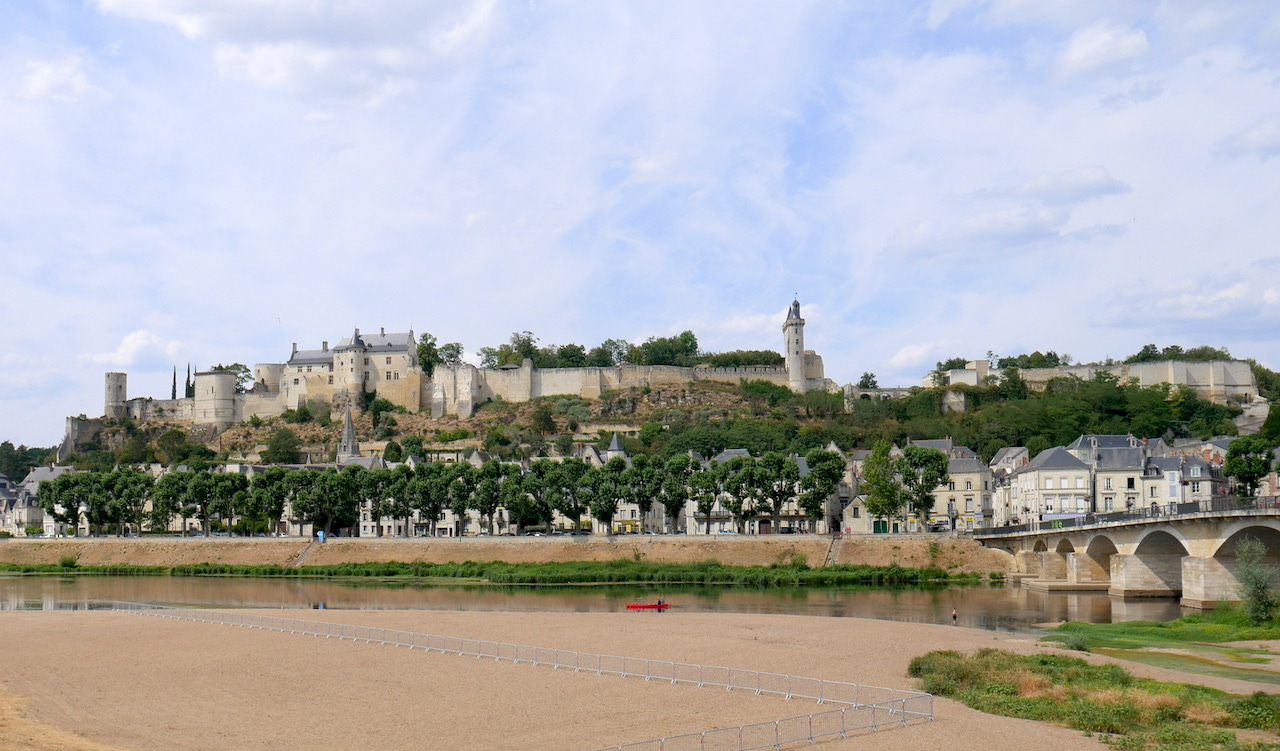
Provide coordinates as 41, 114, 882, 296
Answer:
18, 55, 101, 101
1058, 21, 1149, 77
1216, 116, 1280, 160
888, 343, 940, 370
1012, 166, 1131, 205
81, 330, 182, 368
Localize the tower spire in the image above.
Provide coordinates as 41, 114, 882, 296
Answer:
337, 406, 360, 462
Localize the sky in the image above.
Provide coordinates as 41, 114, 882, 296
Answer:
3, 1, 1279, 447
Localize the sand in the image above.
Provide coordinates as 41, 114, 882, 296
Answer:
0, 606, 1225, 751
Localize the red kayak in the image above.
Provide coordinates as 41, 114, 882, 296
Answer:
626, 602, 670, 610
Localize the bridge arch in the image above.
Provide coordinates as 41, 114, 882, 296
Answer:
1046, 538, 1075, 579
1078, 535, 1118, 584
1209, 521, 1280, 558
1117, 530, 1188, 597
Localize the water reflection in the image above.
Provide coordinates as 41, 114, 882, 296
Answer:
0, 575, 1186, 630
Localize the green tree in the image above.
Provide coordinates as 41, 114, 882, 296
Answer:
245, 466, 290, 536
659, 454, 695, 533
530, 404, 556, 435
585, 338, 631, 367
689, 462, 722, 534
630, 331, 699, 366
262, 428, 302, 464
857, 372, 878, 389
798, 449, 844, 531
438, 342, 464, 366
447, 463, 479, 535
292, 466, 362, 537
360, 467, 398, 537
590, 457, 629, 534
109, 468, 154, 536
862, 440, 903, 521
720, 456, 758, 533
383, 440, 403, 463
1224, 436, 1276, 499
401, 435, 424, 458
1236, 536, 1278, 626
753, 452, 800, 534
622, 454, 660, 533
546, 458, 592, 532
556, 343, 587, 367
416, 333, 442, 377
899, 445, 950, 524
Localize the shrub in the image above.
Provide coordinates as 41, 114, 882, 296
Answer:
58, 555, 79, 569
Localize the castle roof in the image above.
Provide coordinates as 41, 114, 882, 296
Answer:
289, 349, 333, 366
786, 300, 802, 321
336, 329, 413, 353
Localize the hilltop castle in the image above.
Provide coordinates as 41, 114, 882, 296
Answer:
61, 301, 832, 459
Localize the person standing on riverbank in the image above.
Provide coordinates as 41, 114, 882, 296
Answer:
951, 607, 957, 626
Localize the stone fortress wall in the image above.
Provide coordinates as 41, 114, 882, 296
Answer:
61, 302, 831, 457
932, 358, 1259, 406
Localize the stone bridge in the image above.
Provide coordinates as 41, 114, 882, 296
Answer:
973, 497, 1280, 609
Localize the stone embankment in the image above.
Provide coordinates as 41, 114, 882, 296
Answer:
0, 535, 1012, 572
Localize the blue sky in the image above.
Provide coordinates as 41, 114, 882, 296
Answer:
3, 1, 1279, 446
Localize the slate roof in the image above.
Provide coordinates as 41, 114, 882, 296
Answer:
711, 449, 752, 464
948, 458, 987, 474
1066, 435, 1138, 450
19, 466, 74, 493
1094, 447, 1145, 471
910, 438, 953, 452
288, 348, 333, 366
1023, 447, 1087, 471
989, 447, 1026, 467
336, 331, 413, 353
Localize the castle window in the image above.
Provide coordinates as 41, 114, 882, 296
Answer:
386, 357, 391, 365
306, 366, 312, 372
364, 358, 369, 365
394, 373, 399, 380
385, 372, 391, 381
293, 379, 299, 385
328, 376, 333, 385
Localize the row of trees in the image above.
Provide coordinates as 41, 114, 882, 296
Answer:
427, 329, 784, 372
36, 450, 846, 538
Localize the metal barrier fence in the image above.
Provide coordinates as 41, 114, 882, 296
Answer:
975, 495, 1280, 538
111, 600, 932, 748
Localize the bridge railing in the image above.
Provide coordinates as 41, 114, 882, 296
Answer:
975, 496, 1280, 538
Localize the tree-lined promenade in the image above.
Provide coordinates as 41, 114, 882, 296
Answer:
35, 449, 847, 539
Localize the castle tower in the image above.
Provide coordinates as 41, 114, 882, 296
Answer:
333, 327, 367, 407
783, 299, 808, 394
337, 406, 360, 462
105, 372, 127, 419
193, 370, 238, 429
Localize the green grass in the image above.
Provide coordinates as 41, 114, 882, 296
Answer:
0, 558, 982, 587
1043, 606, 1280, 652
908, 648, 1280, 751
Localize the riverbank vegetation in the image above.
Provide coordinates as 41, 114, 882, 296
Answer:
908, 648, 1280, 750
1042, 605, 1280, 653
0, 558, 993, 587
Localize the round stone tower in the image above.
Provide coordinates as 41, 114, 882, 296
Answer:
105, 372, 127, 419
193, 370, 238, 429
333, 327, 367, 408
782, 299, 808, 394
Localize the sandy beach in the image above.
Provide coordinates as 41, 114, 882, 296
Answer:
7, 606, 1276, 751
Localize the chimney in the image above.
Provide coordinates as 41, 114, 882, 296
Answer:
322, 341, 328, 352
380, 327, 385, 336
292, 343, 298, 356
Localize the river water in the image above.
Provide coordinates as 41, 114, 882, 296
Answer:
0, 576, 1186, 631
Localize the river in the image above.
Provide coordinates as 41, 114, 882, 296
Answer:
0, 575, 1187, 630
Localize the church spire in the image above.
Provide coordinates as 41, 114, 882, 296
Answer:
337, 406, 360, 462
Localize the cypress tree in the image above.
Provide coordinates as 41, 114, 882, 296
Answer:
171, 367, 178, 400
